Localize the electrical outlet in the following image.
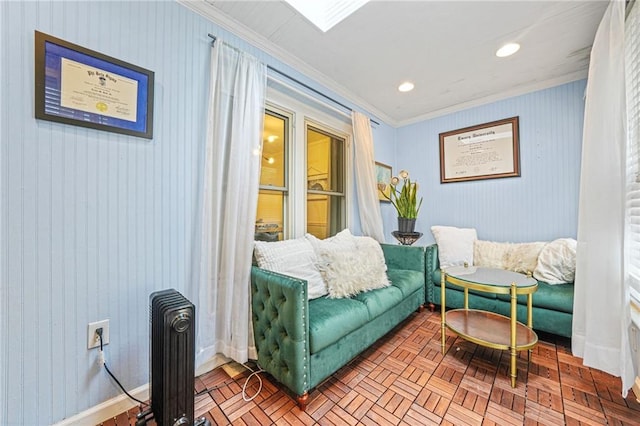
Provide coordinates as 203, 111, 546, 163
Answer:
88, 319, 110, 349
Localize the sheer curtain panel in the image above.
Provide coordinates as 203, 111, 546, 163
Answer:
572, 0, 635, 396
352, 111, 385, 242
625, 0, 640, 306
189, 41, 266, 368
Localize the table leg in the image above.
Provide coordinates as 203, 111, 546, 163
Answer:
528, 293, 533, 358
510, 282, 517, 388
441, 271, 446, 354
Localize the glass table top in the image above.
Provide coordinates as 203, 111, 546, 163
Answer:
445, 265, 537, 288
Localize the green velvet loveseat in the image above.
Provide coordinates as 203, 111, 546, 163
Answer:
425, 244, 574, 338
250, 243, 425, 410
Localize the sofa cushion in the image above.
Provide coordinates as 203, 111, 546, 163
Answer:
387, 269, 425, 297
531, 282, 575, 313
354, 286, 404, 319
496, 281, 574, 313
308, 297, 369, 354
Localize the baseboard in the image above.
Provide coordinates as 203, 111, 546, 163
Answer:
633, 377, 640, 403
52, 354, 227, 426
52, 384, 149, 426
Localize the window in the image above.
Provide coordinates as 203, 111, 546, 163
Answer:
306, 125, 345, 239
256, 110, 288, 242
626, 2, 640, 303
255, 88, 351, 240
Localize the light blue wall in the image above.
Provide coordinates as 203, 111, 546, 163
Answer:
372, 122, 400, 241
394, 80, 585, 245
0, 1, 393, 424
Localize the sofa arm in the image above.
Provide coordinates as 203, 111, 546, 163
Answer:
381, 243, 426, 272
424, 244, 439, 304
250, 266, 310, 396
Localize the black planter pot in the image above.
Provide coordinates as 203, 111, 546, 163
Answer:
397, 217, 416, 233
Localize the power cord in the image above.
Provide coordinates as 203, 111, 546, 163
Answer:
241, 364, 264, 402
97, 328, 149, 407
194, 362, 264, 402
96, 328, 263, 406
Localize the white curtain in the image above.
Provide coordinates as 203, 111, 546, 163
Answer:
188, 41, 266, 368
352, 111, 385, 242
572, 0, 634, 396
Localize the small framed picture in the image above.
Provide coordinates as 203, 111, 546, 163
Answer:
375, 162, 392, 202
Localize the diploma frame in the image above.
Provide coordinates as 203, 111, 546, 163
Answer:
34, 31, 154, 139
375, 161, 392, 202
439, 117, 520, 183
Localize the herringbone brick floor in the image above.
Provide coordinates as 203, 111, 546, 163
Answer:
102, 310, 640, 425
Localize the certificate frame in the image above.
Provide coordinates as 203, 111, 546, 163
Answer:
375, 161, 392, 202
439, 117, 520, 183
34, 31, 154, 139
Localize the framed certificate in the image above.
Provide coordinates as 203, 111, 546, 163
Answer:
34, 31, 154, 139
439, 117, 520, 183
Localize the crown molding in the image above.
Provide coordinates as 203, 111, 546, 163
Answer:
177, 1, 589, 129
178, 0, 396, 126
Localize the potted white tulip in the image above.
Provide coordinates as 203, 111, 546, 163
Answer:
378, 169, 423, 233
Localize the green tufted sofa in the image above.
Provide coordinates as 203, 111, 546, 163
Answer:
425, 244, 574, 338
250, 243, 426, 410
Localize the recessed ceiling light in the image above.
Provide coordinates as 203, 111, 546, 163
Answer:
398, 82, 415, 92
496, 43, 520, 58
267, 135, 278, 143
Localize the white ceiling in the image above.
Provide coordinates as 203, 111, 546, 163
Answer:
184, 0, 608, 127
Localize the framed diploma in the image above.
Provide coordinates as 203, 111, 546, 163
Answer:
439, 117, 520, 183
34, 31, 154, 139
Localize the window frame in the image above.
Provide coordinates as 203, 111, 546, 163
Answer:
264, 85, 353, 239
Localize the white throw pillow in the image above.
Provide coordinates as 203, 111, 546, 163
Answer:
317, 236, 390, 298
354, 235, 389, 278
533, 238, 577, 284
474, 240, 510, 269
504, 242, 546, 274
305, 228, 357, 254
431, 226, 478, 268
254, 237, 328, 299
474, 240, 546, 274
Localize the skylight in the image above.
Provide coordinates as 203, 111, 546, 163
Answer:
284, 0, 370, 32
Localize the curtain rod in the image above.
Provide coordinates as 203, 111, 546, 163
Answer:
208, 33, 380, 126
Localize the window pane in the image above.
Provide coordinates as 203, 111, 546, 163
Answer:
261, 112, 286, 188
307, 127, 344, 193
306, 194, 344, 240
255, 190, 284, 241
307, 125, 345, 238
